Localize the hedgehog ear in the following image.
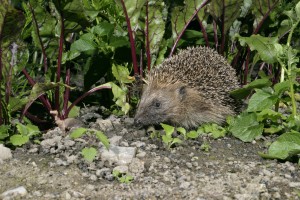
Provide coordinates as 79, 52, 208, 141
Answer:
178, 86, 186, 101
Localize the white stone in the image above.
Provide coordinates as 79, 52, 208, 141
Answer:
109, 136, 123, 146
100, 145, 136, 165
96, 119, 114, 131
113, 165, 129, 174
1, 186, 27, 199
0, 144, 12, 160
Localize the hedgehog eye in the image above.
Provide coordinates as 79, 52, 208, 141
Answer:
153, 101, 161, 108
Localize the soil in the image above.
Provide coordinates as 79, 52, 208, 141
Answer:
1, 106, 300, 200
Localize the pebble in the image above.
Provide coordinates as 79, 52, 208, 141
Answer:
129, 158, 145, 174
131, 141, 146, 148
0, 144, 12, 160
124, 117, 134, 126
100, 145, 136, 165
179, 181, 191, 189
90, 174, 98, 181
1, 186, 27, 199
113, 165, 129, 174
96, 119, 114, 131
96, 168, 111, 177
136, 151, 146, 158
109, 136, 123, 146
289, 182, 300, 187
40, 136, 62, 148
186, 162, 193, 169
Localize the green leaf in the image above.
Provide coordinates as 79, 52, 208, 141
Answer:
171, 0, 205, 41
208, 0, 243, 33
81, 147, 97, 162
161, 123, 175, 136
199, 123, 227, 139
162, 135, 173, 145
296, 1, 300, 19
94, 130, 110, 149
112, 170, 121, 177
119, 175, 134, 183
10, 134, 29, 146
16, 123, 40, 137
0, 125, 9, 140
70, 33, 96, 52
247, 89, 278, 112
105, 82, 130, 115
171, 138, 182, 146
68, 102, 80, 118
109, 36, 129, 48
229, 112, 264, 142
262, 132, 300, 160
146, 0, 167, 67
116, 0, 146, 33
274, 81, 290, 96
92, 22, 114, 37
251, 0, 279, 31
112, 64, 134, 84
237, 35, 282, 64
200, 142, 211, 152
264, 125, 283, 134
230, 78, 272, 99
70, 127, 87, 139
186, 130, 199, 139
257, 109, 285, 122
176, 127, 186, 135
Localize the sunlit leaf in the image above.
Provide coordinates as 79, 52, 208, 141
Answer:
229, 112, 264, 142
260, 132, 300, 160
70, 127, 87, 139
81, 147, 97, 162
247, 89, 278, 112
94, 130, 110, 149
10, 135, 29, 146
238, 34, 282, 64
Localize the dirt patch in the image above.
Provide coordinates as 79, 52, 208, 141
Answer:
1, 107, 300, 199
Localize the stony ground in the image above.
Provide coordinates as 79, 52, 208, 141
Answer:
1, 106, 300, 200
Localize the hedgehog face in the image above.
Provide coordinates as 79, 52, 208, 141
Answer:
134, 84, 186, 126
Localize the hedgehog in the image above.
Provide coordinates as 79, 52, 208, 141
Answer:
134, 46, 240, 129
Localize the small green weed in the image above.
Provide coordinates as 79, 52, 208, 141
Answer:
112, 170, 134, 184
160, 123, 226, 149
70, 127, 109, 162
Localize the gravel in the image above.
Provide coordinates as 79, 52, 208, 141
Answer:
1, 106, 300, 199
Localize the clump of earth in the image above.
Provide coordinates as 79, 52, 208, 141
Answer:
1, 105, 300, 200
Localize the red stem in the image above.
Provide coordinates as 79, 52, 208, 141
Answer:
196, 15, 209, 47
25, 112, 48, 124
55, 13, 65, 117
65, 85, 112, 117
28, 2, 48, 73
22, 69, 52, 111
62, 67, 70, 119
169, 0, 210, 57
0, 44, 3, 124
253, 0, 279, 34
244, 48, 250, 85
120, 0, 139, 75
233, 0, 279, 83
213, 20, 218, 51
220, 0, 225, 55
145, 0, 151, 72
140, 49, 143, 77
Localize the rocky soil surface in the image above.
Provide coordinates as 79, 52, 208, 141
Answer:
1, 106, 300, 200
